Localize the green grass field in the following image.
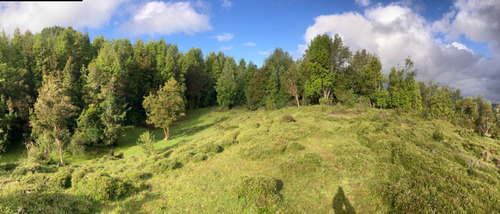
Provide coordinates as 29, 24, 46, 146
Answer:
1, 105, 499, 213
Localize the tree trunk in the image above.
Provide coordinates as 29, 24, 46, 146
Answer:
44, 148, 49, 160
55, 138, 64, 164
294, 94, 300, 107
163, 125, 169, 140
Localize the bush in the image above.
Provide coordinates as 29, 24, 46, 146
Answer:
235, 176, 283, 212
281, 115, 296, 123
0, 192, 96, 213
152, 158, 182, 174
137, 131, 156, 156
73, 172, 127, 201
48, 169, 73, 189
197, 143, 223, 154
11, 161, 57, 176
191, 153, 208, 162
432, 130, 444, 142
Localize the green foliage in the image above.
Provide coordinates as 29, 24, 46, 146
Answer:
286, 142, 305, 151
235, 176, 283, 212
281, 114, 296, 123
73, 172, 127, 201
30, 73, 78, 164
0, 192, 95, 214
306, 34, 333, 101
335, 89, 358, 107
388, 58, 422, 110
143, 79, 185, 140
48, 168, 73, 189
280, 153, 322, 175
432, 129, 444, 142
137, 131, 156, 156
216, 57, 237, 108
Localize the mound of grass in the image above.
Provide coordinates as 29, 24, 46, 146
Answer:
0, 192, 96, 214
1, 105, 500, 213
281, 114, 296, 123
235, 176, 283, 212
73, 172, 127, 202
280, 153, 322, 175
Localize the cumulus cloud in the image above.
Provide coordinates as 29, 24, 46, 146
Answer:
355, 0, 371, 7
301, 1, 500, 103
220, 46, 233, 51
214, 33, 233, 42
221, 0, 233, 9
242, 42, 256, 47
120, 1, 211, 36
0, 0, 125, 34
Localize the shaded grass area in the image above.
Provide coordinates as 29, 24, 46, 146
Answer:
1, 105, 500, 213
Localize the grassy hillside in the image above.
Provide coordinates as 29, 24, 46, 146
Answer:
1, 105, 499, 213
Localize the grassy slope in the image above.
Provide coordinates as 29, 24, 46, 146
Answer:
1, 105, 499, 213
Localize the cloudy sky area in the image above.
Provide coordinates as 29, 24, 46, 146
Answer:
0, 0, 499, 103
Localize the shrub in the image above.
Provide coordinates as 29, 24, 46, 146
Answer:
0, 192, 95, 213
48, 169, 73, 189
73, 172, 127, 201
137, 131, 156, 156
191, 153, 208, 162
11, 161, 57, 176
235, 176, 283, 212
197, 143, 223, 154
432, 129, 444, 142
281, 115, 296, 123
152, 158, 182, 174
71, 167, 93, 188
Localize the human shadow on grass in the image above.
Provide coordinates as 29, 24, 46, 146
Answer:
332, 187, 356, 214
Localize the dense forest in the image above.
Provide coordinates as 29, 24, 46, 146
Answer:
0, 26, 499, 163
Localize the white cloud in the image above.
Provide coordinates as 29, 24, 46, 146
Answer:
447, 42, 474, 54
355, 0, 371, 7
242, 42, 256, 47
214, 33, 233, 42
220, 46, 233, 51
301, 2, 500, 103
221, 0, 233, 9
0, 0, 125, 34
120, 1, 211, 36
258, 50, 270, 56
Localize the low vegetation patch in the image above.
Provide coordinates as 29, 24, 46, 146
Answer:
235, 176, 283, 212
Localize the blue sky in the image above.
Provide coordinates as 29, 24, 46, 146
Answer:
0, 0, 499, 103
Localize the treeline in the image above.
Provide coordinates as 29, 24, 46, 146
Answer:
0, 27, 498, 161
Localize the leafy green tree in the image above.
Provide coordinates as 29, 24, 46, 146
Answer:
246, 67, 266, 110
373, 88, 389, 109
474, 95, 495, 136
183, 48, 206, 109
350, 50, 383, 101
388, 58, 421, 110
0, 95, 16, 154
306, 34, 333, 103
216, 57, 237, 109
30, 73, 78, 164
70, 103, 102, 152
100, 88, 127, 145
282, 61, 301, 107
457, 97, 478, 128
143, 79, 185, 140
262, 48, 294, 108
